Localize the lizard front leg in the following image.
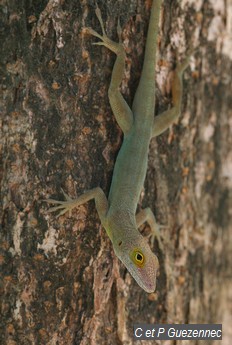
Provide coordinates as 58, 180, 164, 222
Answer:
45, 187, 109, 226
136, 207, 164, 250
85, 4, 133, 134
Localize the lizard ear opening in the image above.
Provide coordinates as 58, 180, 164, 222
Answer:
118, 241, 123, 246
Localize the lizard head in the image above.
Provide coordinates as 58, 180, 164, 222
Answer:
113, 234, 159, 293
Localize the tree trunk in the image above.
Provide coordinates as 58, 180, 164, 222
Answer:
1, 0, 231, 344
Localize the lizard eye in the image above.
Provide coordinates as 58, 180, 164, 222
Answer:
130, 248, 145, 268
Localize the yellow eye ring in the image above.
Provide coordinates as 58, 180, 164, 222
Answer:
130, 248, 145, 268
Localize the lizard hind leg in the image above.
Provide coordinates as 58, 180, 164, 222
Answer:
85, 4, 122, 55
152, 51, 193, 137
85, 4, 133, 134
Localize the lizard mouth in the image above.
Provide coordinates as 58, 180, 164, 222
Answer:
126, 262, 156, 293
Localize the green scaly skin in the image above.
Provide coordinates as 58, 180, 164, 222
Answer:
45, 0, 191, 292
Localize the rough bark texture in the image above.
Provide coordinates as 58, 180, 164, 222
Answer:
1, 0, 231, 344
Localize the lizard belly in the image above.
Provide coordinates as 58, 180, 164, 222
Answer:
108, 127, 151, 213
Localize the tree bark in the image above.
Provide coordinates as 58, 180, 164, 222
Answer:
1, 0, 231, 344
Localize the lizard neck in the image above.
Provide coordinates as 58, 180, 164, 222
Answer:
107, 208, 139, 242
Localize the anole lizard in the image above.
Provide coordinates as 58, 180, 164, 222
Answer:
45, 0, 191, 292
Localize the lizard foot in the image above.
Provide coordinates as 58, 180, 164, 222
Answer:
147, 223, 167, 252
44, 189, 80, 217
84, 4, 124, 56
175, 46, 196, 75
136, 207, 166, 251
